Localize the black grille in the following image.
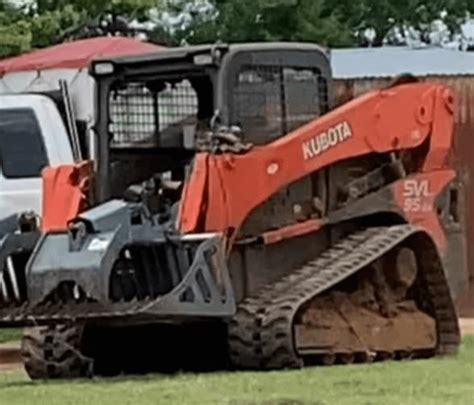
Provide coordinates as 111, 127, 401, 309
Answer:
109, 244, 197, 302
109, 80, 198, 147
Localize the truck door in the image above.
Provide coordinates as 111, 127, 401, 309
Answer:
0, 108, 49, 219
0, 96, 74, 221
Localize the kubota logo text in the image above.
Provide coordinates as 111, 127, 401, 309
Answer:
302, 121, 353, 161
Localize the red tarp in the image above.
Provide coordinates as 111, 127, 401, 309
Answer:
0, 37, 163, 74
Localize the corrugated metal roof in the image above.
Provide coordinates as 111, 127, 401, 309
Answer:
331, 46, 474, 79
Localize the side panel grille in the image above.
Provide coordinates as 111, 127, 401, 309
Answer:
109, 243, 198, 302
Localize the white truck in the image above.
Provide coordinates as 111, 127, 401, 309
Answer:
0, 94, 75, 221
0, 37, 161, 231
0, 39, 164, 303
0, 73, 91, 307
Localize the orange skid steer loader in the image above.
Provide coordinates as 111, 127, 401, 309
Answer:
0, 43, 466, 379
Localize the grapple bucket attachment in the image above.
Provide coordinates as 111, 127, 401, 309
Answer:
0, 214, 39, 312
0, 201, 235, 326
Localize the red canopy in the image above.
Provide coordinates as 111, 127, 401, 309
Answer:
0, 37, 163, 74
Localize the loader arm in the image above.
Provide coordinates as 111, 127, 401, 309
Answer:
178, 82, 455, 237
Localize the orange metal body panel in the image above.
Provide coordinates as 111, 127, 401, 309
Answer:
261, 219, 322, 245
178, 83, 455, 242
392, 170, 456, 249
41, 161, 91, 233
335, 76, 473, 315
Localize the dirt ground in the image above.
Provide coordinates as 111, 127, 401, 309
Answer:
459, 318, 474, 335
457, 285, 474, 317
0, 342, 21, 372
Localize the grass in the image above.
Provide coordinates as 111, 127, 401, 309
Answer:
0, 336, 473, 405
0, 329, 21, 344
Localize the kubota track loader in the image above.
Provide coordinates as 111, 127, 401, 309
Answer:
0, 43, 466, 379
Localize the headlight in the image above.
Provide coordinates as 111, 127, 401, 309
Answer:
193, 54, 213, 65
93, 62, 114, 75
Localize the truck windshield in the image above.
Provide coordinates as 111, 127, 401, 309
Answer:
0, 108, 48, 178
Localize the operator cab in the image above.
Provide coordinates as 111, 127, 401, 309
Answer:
90, 43, 332, 206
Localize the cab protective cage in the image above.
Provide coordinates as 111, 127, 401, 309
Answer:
90, 42, 333, 202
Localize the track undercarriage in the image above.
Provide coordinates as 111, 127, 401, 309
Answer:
228, 225, 459, 369
19, 225, 459, 379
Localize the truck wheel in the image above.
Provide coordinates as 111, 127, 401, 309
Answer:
21, 325, 92, 379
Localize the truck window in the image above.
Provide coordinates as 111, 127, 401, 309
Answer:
0, 108, 48, 178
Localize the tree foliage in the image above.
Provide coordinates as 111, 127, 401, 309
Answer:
0, 0, 472, 59
155, 0, 474, 48
0, 0, 156, 57
158, 0, 354, 47
324, 0, 474, 46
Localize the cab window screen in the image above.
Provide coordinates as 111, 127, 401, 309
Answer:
109, 78, 200, 147
0, 108, 48, 178
232, 64, 328, 145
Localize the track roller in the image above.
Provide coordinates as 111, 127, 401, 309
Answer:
337, 353, 355, 364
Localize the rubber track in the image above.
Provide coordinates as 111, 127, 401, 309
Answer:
228, 225, 460, 369
21, 325, 94, 379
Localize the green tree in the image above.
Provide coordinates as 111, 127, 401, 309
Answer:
324, 0, 472, 46
0, 0, 157, 57
28, 0, 156, 46
0, 1, 32, 57
0, 0, 472, 59
155, 0, 473, 47
157, 0, 354, 46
